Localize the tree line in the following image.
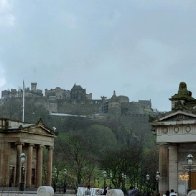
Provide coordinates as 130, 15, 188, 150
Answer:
0, 98, 159, 193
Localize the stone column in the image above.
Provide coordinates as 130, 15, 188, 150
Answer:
168, 144, 178, 192
36, 145, 44, 187
159, 144, 169, 195
26, 144, 33, 188
47, 146, 53, 186
15, 143, 23, 187
2, 143, 10, 186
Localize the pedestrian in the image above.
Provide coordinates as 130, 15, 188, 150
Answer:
102, 186, 108, 195
169, 189, 177, 196
127, 186, 134, 196
164, 190, 170, 196
85, 185, 91, 195
127, 186, 139, 196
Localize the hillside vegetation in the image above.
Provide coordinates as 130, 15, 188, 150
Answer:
0, 97, 159, 192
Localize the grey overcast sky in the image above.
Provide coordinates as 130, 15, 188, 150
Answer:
0, 0, 196, 112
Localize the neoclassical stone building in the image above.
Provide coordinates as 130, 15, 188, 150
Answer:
153, 82, 196, 195
0, 118, 55, 188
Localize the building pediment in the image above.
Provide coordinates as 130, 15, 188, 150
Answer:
25, 125, 54, 137
152, 110, 196, 143
17, 119, 55, 137
0, 118, 55, 138
153, 111, 196, 126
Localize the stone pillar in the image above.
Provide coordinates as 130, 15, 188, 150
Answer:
2, 143, 10, 186
47, 146, 53, 186
15, 143, 23, 187
4, 157, 9, 186
26, 144, 33, 188
36, 145, 44, 187
168, 144, 178, 192
159, 144, 169, 195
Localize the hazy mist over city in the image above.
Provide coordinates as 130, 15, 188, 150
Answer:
1, 0, 196, 111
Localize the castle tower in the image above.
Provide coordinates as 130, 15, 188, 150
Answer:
31, 83, 37, 92
108, 90, 121, 117
70, 84, 86, 103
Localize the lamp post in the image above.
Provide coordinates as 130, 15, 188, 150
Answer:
109, 172, 113, 188
122, 173, 127, 193
103, 171, 107, 188
179, 173, 189, 195
146, 174, 150, 194
155, 171, 160, 194
63, 168, 67, 193
187, 154, 193, 192
9, 165, 14, 187
53, 167, 57, 192
146, 174, 150, 181
19, 153, 26, 191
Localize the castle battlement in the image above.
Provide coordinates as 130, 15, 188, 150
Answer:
1, 82, 154, 116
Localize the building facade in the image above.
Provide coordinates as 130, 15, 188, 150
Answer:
153, 82, 196, 196
0, 118, 55, 188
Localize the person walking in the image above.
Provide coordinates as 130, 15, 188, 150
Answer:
85, 185, 91, 195
102, 186, 108, 195
164, 190, 170, 196
127, 186, 139, 196
169, 189, 177, 196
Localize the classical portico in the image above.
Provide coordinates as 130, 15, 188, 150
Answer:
0, 118, 55, 188
153, 82, 196, 196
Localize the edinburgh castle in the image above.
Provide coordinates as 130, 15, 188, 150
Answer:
1, 82, 154, 115
0, 82, 157, 138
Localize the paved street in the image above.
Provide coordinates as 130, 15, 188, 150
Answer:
0, 194, 34, 196
0, 187, 76, 196
0, 193, 75, 196
0, 190, 75, 196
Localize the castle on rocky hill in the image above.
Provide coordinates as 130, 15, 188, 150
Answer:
1, 82, 154, 117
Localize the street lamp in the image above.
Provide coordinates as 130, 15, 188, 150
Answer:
109, 172, 113, 188
63, 168, 67, 193
187, 154, 193, 192
122, 173, 127, 193
146, 174, 150, 181
53, 167, 57, 192
155, 171, 160, 194
19, 153, 26, 191
103, 171, 107, 188
9, 165, 14, 187
97, 178, 100, 187
146, 174, 150, 194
